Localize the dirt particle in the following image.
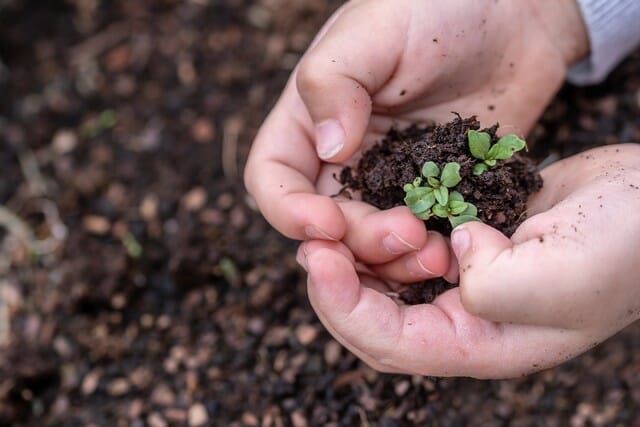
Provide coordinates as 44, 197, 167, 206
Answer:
191, 118, 215, 143
182, 187, 208, 212
107, 378, 130, 396
432, 38, 438, 43
400, 89, 407, 96
82, 215, 110, 235
538, 236, 544, 243
188, 403, 209, 426
295, 324, 319, 345
487, 104, 495, 111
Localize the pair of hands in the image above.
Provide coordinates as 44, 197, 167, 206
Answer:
245, 0, 640, 378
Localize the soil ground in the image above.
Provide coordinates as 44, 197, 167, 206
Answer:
2, 1, 640, 426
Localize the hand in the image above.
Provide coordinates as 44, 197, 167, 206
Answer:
245, 0, 588, 282
298, 145, 640, 378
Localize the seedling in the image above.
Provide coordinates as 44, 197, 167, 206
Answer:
431, 191, 479, 228
403, 161, 479, 227
468, 130, 526, 175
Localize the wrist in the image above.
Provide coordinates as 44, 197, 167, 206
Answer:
528, 0, 590, 67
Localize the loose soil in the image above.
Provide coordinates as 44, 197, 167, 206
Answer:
2, 1, 640, 426
339, 116, 542, 304
339, 115, 543, 237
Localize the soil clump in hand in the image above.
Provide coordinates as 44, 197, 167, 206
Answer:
338, 115, 543, 303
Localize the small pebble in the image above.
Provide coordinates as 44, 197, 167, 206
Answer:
324, 340, 341, 366
295, 324, 318, 346
147, 412, 168, 427
140, 194, 158, 220
82, 215, 110, 235
241, 412, 259, 426
188, 403, 209, 426
107, 378, 130, 396
291, 410, 308, 427
81, 370, 101, 395
182, 187, 207, 212
191, 118, 215, 143
52, 129, 78, 154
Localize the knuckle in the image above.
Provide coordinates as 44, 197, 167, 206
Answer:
296, 57, 328, 96
459, 278, 488, 317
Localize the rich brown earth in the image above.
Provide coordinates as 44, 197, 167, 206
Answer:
338, 115, 543, 237
2, 1, 640, 426
339, 116, 542, 304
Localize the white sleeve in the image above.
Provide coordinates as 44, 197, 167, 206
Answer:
567, 0, 640, 85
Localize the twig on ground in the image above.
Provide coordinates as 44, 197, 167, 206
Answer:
14, 142, 48, 197
70, 22, 130, 67
222, 116, 243, 179
0, 201, 67, 256
0, 281, 9, 347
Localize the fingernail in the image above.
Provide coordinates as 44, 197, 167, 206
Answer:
305, 225, 336, 240
406, 255, 436, 277
451, 227, 471, 260
314, 119, 345, 160
383, 232, 419, 254
296, 242, 309, 271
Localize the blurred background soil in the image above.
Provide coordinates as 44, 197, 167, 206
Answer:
1, 0, 640, 425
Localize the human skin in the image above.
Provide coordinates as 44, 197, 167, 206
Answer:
298, 144, 640, 377
241, 0, 640, 378
245, 0, 588, 283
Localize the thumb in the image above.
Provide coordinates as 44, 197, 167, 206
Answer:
451, 220, 592, 328
295, 2, 406, 162
450, 222, 514, 318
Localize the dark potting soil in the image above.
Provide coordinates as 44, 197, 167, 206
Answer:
4, 1, 640, 425
339, 115, 543, 303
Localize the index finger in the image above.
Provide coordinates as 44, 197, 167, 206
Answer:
244, 90, 346, 240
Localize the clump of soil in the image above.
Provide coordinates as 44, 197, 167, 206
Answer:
339, 115, 543, 303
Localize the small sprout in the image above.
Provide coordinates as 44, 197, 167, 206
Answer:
403, 161, 462, 215
403, 162, 479, 227
431, 191, 480, 228
122, 232, 143, 258
218, 257, 240, 286
468, 130, 526, 175
82, 109, 118, 138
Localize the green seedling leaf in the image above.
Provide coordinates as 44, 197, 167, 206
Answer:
416, 210, 433, 220
404, 188, 436, 214
449, 214, 480, 228
122, 232, 142, 258
461, 203, 478, 217
473, 163, 488, 175
468, 130, 491, 160
426, 176, 440, 187
218, 257, 240, 286
449, 191, 464, 202
413, 177, 422, 187
403, 183, 414, 192
448, 201, 468, 215
434, 186, 449, 206
432, 204, 449, 218
422, 161, 440, 178
440, 162, 462, 188
485, 159, 497, 167
487, 134, 526, 160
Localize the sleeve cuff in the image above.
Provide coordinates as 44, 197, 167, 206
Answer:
567, 0, 640, 85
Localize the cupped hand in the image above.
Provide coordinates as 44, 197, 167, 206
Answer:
245, 0, 587, 280
298, 145, 640, 378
